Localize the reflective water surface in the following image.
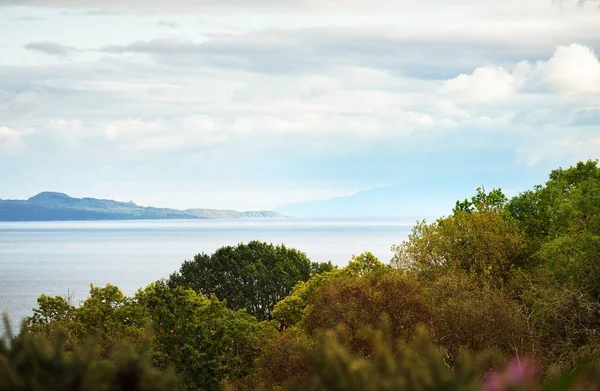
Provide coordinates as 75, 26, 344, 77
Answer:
0, 218, 413, 330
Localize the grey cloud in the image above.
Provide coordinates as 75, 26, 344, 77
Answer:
0, 0, 490, 11
568, 107, 600, 126
24, 41, 78, 57
1, 0, 596, 13
102, 39, 202, 54
0, 0, 405, 12
14, 16, 44, 21
85, 9, 124, 15
98, 29, 582, 79
158, 21, 178, 29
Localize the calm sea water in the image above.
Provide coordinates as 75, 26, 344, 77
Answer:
0, 218, 413, 332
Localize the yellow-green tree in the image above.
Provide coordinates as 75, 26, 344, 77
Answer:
392, 188, 527, 288
26, 284, 149, 359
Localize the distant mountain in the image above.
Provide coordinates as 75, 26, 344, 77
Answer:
0, 192, 282, 221
275, 185, 473, 219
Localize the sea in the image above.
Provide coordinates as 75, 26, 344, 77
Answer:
0, 218, 415, 333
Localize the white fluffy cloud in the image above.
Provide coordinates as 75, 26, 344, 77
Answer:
440, 44, 600, 102
104, 118, 175, 151
441, 66, 516, 102
524, 44, 600, 94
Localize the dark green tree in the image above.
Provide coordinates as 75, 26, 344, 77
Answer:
508, 159, 600, 250
168, 241, 329, 321
508, 160, 600, 369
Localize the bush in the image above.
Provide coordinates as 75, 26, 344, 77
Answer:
1, 315, 181, 391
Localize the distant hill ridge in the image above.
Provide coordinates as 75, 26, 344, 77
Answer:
0, 192, 283, 221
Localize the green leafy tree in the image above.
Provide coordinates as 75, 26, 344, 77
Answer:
27, 294, 76, 341
507, 161, 600, 369
76, 284, 149, 357
136, 282, 270, 391
26, 284, 149, 359
168, 241, 327, 321
508, 160, 600, 292
454, 187, 508, 213
508, 160, 600, 248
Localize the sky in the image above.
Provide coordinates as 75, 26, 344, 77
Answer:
0, 0, 599, 212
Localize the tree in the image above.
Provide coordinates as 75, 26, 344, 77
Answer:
426, 273, 528, 364
454, 187, 508, 214
237, 326, 315, 390
508, 160, 600, 248
136, 282, 270, 391
272, 252, 388, 329
304, 271, 431, 356
168, 241, 328, 321
26, 284, 149, 359
507, 160, 600, 369
27, 294, 76, 339
392, 208, 527, 287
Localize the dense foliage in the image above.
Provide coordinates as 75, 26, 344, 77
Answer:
168, 241, 333, 321
1, 315, 181, 391
5, 160, 600, 391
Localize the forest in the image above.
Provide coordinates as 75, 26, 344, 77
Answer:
2, 160, 600, 391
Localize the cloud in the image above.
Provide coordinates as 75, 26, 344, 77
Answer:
14, 16, 44, 21
104, 118, 171, 150
1, 0, 598, 13
0, 126, 24, 155
3, 40, 596, 158
523, 43, 600, 94
441, 66, 516, 102
24, 41, 78, 57
103, 117, 230, 151
158, 20, 178, 29
439, 43, 600, 102
84, 9, 124, 15
568, 107, 600, 126
89, 9, 600, 80
101, 39, 203, 54
96, 33, 529, 79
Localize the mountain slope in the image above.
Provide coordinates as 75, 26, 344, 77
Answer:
0, 192, 282, 221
